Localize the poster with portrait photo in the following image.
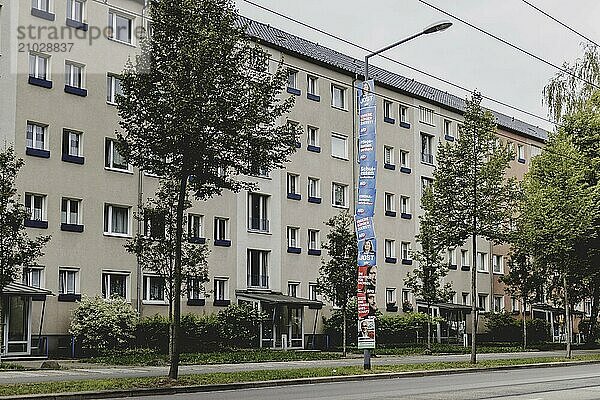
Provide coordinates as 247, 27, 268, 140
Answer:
357, 317, 376, 349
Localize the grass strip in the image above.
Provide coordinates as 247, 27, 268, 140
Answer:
2, 354, 600, 397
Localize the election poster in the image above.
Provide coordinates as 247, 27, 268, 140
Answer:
358, 317, 376, 349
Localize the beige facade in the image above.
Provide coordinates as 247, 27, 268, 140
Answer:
0, 0, 546, 355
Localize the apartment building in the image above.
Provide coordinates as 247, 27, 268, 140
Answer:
0, 0, 547, 357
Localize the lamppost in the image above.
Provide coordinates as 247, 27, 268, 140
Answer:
360, 20, 451, 371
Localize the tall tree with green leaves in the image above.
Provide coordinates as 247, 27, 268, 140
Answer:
317, 211, 358, 357
425, 92, 518, 363
405, 187, 453, 352
0, 147, 50, 358
116, 0, 299, 379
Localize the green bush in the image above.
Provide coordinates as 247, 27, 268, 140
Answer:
70, 296, 139, 355
578, 319, 600, 343
135, 314, 170, 352
526, 318, 551, 344
483, 313, 550, 344
217, 303, 267, 348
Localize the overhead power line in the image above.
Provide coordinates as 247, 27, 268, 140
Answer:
416, 0, 600, 90
240, 0, 558, 129
520, 0, 600, 48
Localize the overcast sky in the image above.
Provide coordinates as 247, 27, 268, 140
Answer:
235, 0, 600, 132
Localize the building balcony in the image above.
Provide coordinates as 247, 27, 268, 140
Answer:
248, 217, 269, 233
247, 274, 269, 289
421, 153, 434, 165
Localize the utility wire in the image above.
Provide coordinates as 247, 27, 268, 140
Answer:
520, 0, 600, 48
240, 0, 558, 129
416, 0, 600, 90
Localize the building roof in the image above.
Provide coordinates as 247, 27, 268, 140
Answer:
241, 16, 548, 142
236, 290, 323, 309
4, 281, 52, 297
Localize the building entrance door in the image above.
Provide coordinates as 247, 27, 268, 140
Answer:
4, 296, 31, 356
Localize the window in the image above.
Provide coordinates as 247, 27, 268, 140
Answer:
59, 268, 79, 294
478, 294, 488, 311
63, 129, 82, 157
384, 100, 394, 120
399, 105, 408, 123
400, 196, 410, 215
385, 193, 395, 213
401, 242, 411, 261
188, 214, 204, 239
421, 133, 434, 164
307, 75, 318, 95
309, 283, 318, 301
461, 249, 469, 267
307, 126, 319, 147
25, 193, 46, 221
511, 297, 519, 312
104, 204, 130, 236
508, 142, 516, 159
32, 0, 51, 12
287, 69, 298, 89
308, 177, 320, 199
402, 289, 411, 304
287, 173, 299, 195
188, 277, 204, 300
67, 0, 85, 22
26, 122, 47, 150
493, 296, 504, 313
444, 119, 453, 138
106, 74, 122, 104
531, 146, 542, 158
108, 11, 133, 44
65, 62, 84, 88
448, 248, 457, 266
385, 239, 396, 259
287, 226, 299, 248
331, 133, 348, 159
384, 146, 394, 166
421, 177, 433, 194
248, 193, 269, 232
102, 272, 128, 299
23, 266, 44, 288
214, 278, 229, 300
331, 84, 346, 109
386, 288, 397, 305
143, 210, 165, 239
419, 106, 435, 125
477, 252, 488, 272
29, 53, 50, 80
517, 144, 525, 161
143, 274, 165, 302
105, 138, 130, 171
492, 254, 504, 274
462, 292, 470, 306
247, 249, 269, 288
308, 229, 320, 250
61, 198, 81, 225
332, 183, 348, 208
214, 217, 229, 241
288, 282, 299, 297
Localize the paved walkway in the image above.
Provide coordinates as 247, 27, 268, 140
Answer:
2, 349, 598, 384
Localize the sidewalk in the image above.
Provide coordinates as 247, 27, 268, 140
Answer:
2, 349, 599, 385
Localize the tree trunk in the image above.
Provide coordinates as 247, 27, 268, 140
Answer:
427, 303, 432, 352
0, 288, 3, 363
564, 275, 572, 359
522, 298, 527, 350
342, 306, 347, 357
587, 284, 599, 343
470, 232, 477, 364
168, 174, 188, 380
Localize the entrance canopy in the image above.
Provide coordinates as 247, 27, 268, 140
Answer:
4, 282, 52, 300
236, 291, 323, 309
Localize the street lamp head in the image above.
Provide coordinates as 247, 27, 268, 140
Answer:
422, 20, 452, 35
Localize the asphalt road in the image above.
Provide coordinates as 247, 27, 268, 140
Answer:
110, 364, 600, 400
3, 349, 599, 384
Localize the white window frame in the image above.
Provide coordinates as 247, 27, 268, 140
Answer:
384, 146, 394, 165
461, 249, 469, 267
32, 0, 52, 12
400, 150, 410, 168
448, 248, 457, 266
493, 254, 504, 274
247, 249, 269, 289
25, 193, 46, 221
331, 182, 348, 208
399, 105, 408, 123
287, 173, 299, 195
29, 53, 50, 80
287, 282, 300, 297
308, 283, 319, 301
419, 106, 435, 125
518, 144, 525, 160
331, 84, 347, 109
331, 133, 348, 160
287, 69, 298, 89
106, 74, 122, 104
214, 217, 229, 241
478, 294, 489, 312
61, 197, 81, 225
493, 296, 504, 313
65, 61, 85, 89
102, 271, 130, 300
385, 193, 396, 213
64, 129, 83, 157
58, 267, 80, 295
104, 204, 131, 237
26, 122, 48, 150
188, 277, 205, 300
401, 242, 411, 261
308, 229, 320, 250
307, 75, 318, 95
307, 126, 319, 147
421, 133, 434, 164
248, 193, 269, 233
142, 273, 167, 304
401, 196, 410, 214
385, 239, 396, 259
188, 213, 204, 238
444, 119, 453, 137
105, 138, 132, 172
386, 288, 397, 305
67, 0, 85, 22
108, 10, 134, 45
308, 177, 321, 198
287, 226, 299, 248
383, 100, 393, 119
23, 266, 45, 288
214, 277, 229, 300
477, 252, 488, 272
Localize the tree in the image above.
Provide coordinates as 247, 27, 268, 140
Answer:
405, 187, 453, 352
116, 0, 299, 378
424, 92, 518, 363
0, 147, 50, 358
125, 180, 209, 365
317, 211, 358, 357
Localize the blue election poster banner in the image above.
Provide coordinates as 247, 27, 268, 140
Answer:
357, 238, 377, 267
355, 216, 375, 241
358, 135, 376, 164
356, 187, 376, 217
358, 80, 376, 109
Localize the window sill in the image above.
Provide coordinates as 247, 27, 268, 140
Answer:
331, 155, 349, 161
308, 249, 321, 256
287, 247, 302, 254
399, 121, 411, 129
385, 210, 397, 217
287, 193, 301, 201
247, 229, 270, 235
61, 223, 84, 233
62, 154, 85, 164
28, 76, 53, 89
307, 145, 321, 153
384, 117, 395, 124
66, 18, 88, 31
477, 270, 489, 274
448, 264, 458, 270
308, 197, 322, 204
214, 239, 231, 247
188, 237, 206, 244
444, 134, 455, 142
58, 293, 81, 302
25, 220, 48, 229
65, 85, 88, 97
461, 265, 471, 271
518, 158, 526, 164
105, 167, 134, 175
401, 213, 412, 220
401, 259, 413, 265
386, 304, 399, 312
385, 257, 397, 264
103, 232, 132, 239
332, 204, 349, 210
142, 300, 168, 306
331, 105, 348, 112
400, 166, 412, 174
213, 299, 231, 307
26, 147, 50, 158
31, 8, 55, 21
187, 298, 206, 306
106, 101, 118, 106
493, 271, 504, 275
421, 160, 435, 167
384, 163, 396, 170
419, 121, 436, 127
307, 93, 320, 102
287, 87, 301, 96
108, 37, 136, 48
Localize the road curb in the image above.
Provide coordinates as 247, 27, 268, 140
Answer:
3, 359, 600, 400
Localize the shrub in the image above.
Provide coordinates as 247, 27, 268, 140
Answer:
217, 304, 268, 348
526, 318, 551, 344
485, 312, 521, 342
181, 313, 220, 352
135, 314, 170, 353
70, 296, 138, 355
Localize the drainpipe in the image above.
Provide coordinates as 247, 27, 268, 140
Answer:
136, 168, 143, 313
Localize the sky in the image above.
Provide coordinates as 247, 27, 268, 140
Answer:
234, 0, 600, 132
